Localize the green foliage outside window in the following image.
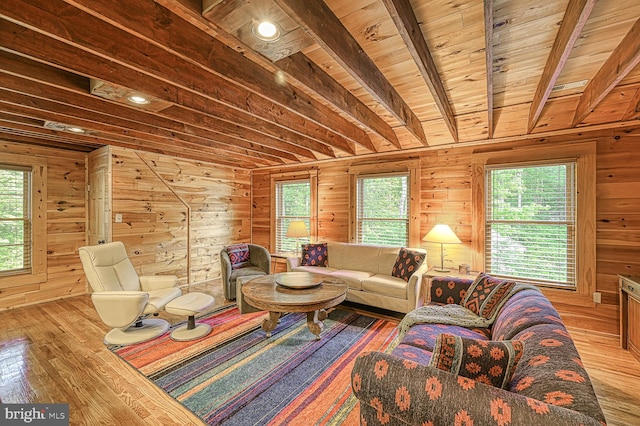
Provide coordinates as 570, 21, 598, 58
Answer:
276, 181, 310, 253
357, 174, 408, 246
487, 163, 575, 286
0, 168, 29, 272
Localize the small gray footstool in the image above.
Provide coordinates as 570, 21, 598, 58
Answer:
236, 275, 265, 314
165, 292, 215, 341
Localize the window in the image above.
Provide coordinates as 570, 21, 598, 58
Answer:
355, 173, 409, 246
485, 161, 576, 288
275, 180, 310, 252
0, 165, 32, 276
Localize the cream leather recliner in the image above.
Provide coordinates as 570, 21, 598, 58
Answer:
79, 241, 182, 345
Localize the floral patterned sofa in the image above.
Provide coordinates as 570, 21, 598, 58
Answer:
351, 274, 606, 425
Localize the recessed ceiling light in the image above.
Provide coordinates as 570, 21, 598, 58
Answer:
127, 95, 150, 105
252, 21, 281, 42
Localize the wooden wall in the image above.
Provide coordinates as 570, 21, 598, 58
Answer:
0, 142, 250, 310
0, 140, 86, 309
110, 147, 251, 286
252, 126, 640, 335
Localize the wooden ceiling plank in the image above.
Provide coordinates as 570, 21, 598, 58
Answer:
0, 18, 335, 159
0, 54, 306, 161
381, 0, 457, 142
484, 0, 494, 139
528, 0, 596, 133
276, 52, 397, 151
0, 90, 279, 166
572, 17, 640, 126
275, 0, 428, 146
61, 0, 367, 153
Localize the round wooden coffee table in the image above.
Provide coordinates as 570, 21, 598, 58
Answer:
241, 272, 348, 340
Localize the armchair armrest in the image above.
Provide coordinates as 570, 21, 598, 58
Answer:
286, 257, 301, 271
429, 276, 474, 304
139, 275, 178, 291
352, 351, 602, 426
91, 291, 149, 328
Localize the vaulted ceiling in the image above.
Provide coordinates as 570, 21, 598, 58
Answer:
1, 0, 639, 169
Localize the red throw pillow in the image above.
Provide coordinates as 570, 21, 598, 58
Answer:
429, 333, 523, 389
391, 248, 425, 282
226, 244, 250, 270
301, 243, 328, 267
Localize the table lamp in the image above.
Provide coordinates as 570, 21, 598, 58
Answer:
286, 220, 308, 256
423, 224, 461, 272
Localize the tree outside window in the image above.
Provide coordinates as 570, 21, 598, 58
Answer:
275, 180, 310, 253
356, 173, 409, 246
0, 166, 31, 275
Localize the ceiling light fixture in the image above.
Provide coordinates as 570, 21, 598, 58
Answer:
127, 95, 150, 105
67, 126, 86, 133
252, 20, 281, 42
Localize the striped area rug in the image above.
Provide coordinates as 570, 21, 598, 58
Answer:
110, 305, 399, 425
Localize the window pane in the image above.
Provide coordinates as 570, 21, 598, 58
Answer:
357, 174, 409, 246
486, 162, 576, 288
275, 180, 310, 252
0, 167, 30, 274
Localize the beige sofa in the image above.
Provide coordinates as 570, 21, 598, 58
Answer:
286, 242, 428, 313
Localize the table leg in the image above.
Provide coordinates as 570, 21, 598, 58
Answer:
307, 309, 327, 340
262, 311, 281, 337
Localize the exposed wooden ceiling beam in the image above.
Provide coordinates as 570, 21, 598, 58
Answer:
0, 18, 336, 159
276, 53, 398, 150
484, 0, 494, 139
572, 17, 640, 127
381, 0, 457, 142
275, 0, 428, 146
622, 88, 640, 121
62, 0, 373, 153
528, 0, 596, 133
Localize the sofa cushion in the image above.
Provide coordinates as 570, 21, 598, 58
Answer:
392, 344, 433, 364
327, 242, 379, 274
508, 324, 605, 423
430, 276, 473, 305
226, 244, 250, 270
301, 243, 328, 267
492, 289, 564, 341
398, 323, 491, 353
429, 333, 524, 389
461, 273, 515, 321
391, 248, 426, 282
292, 265, 337, 275
361, 274, 407, 299
329, 270, 372, 291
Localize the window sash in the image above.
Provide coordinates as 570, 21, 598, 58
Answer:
485, 161, 576, 288
275, 180, 310, 252
356, 173, 409, 246
0, 166, 32, 276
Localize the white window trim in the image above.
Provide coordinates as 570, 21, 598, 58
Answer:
0, 153, 47, 288
472, 142, 596, 308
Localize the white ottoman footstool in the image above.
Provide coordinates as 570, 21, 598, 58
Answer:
165, 292, 215, 341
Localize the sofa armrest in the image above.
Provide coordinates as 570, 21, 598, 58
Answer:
429, 276, 474, 304
407, 261, 430, 310
139, 275, 178, 291
286, 257, 301, 271
352, 351, 602, 426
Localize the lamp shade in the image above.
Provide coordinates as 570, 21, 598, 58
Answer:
423, 224, 462, 244
286, 220, 308, 238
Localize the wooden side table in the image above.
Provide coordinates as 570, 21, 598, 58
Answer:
270, 252, 295, 273
421, 267, 479, 306
619, 275, 640, 362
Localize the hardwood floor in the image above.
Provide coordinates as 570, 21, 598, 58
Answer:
1, 282, 639, 425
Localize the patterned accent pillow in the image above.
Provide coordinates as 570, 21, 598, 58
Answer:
460, 273, 516, 321
391, 248, 426, 282
429, 333, 524, 389
301, 243, 328, 267
226, 244, 250, 270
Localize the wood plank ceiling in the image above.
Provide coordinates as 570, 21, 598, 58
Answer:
0, 0, 639, 169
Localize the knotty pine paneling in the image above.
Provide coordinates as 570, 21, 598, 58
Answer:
251, 127, 640, 335
111, 147, 251, 287
0, 140, 86, 310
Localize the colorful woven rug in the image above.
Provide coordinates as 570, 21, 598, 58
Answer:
110, 305, 399, 425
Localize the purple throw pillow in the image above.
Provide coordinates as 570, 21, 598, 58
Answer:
301, 243, 328, 267
227, 244, 250, 270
